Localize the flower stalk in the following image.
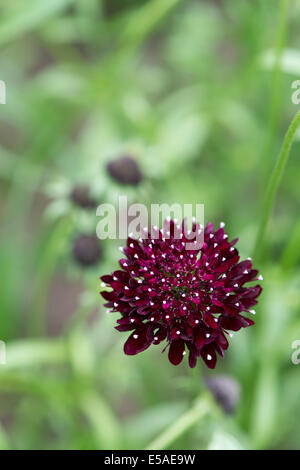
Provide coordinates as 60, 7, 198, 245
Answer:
253, 109, 300, 261
145, 394, 212, 450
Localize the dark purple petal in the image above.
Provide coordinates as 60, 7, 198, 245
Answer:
124, 326, 153, 355
168, 340, 185, 365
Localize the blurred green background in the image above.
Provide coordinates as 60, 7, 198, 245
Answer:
0, 0, 300, 450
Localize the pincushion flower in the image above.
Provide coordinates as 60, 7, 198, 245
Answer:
100, 220, 262, 368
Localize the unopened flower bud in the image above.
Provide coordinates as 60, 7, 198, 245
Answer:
73, 234, 102, 267
205, 374, 240, 414
107, 156, 143, 186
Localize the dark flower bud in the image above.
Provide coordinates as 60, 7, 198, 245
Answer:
107, 156, 143, 186
73, 234, 102, 267
70, 185, 97, 209
205, 375, 240, 415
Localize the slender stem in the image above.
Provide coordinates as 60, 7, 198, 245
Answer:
260, 0, 289, 177
144, 394, 212, 450
253, 109, 300, 261
281, 217, 300, 272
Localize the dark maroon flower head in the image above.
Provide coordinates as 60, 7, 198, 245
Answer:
100, 220, 262, 369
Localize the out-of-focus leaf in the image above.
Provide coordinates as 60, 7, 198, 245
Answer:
4, 339, 66, 369
260, 48, 300, 75
0, 0, 75, 45
207, 430, 245, 450
79, 391, 121, 450
124, 401, 187, 447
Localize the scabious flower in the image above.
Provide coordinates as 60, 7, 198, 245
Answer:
100, 220, 262, 368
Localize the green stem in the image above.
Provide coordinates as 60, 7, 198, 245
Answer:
145, 394, 212, 450
260, 0, 289, 177
280, 217, 300, 272
253, 109, 300, 261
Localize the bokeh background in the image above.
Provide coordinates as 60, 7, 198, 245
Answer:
0, 0, 300, 450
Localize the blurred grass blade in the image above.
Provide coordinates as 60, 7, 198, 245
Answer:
80, 391, 122, 450
0, 0, 75, 45
121, 0, 182, 47
250, 364, 279, 449
259, 0, 289, 178
0, 424, 10, 450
